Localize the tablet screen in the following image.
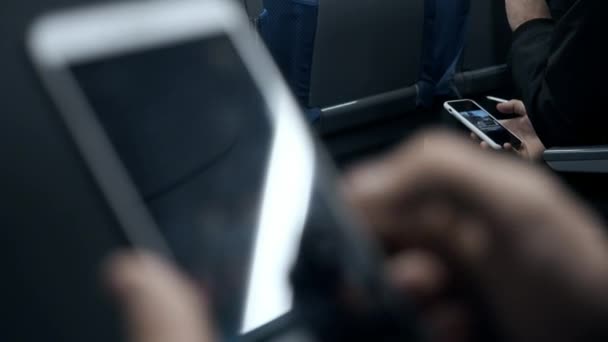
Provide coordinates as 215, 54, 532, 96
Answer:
69, 34, 290, 339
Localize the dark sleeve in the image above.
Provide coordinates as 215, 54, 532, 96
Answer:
510, 0, 606, 148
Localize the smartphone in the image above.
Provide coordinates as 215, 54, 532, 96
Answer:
444, 99, 522, 150
28, 1, 422, 341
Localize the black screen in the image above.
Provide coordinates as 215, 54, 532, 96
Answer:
450, 101, 521, 148
70, 36, 274, 339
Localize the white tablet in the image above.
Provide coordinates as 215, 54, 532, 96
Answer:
28, 0, 315, 338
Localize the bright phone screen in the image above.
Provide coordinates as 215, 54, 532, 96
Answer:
450, 101, 521, 148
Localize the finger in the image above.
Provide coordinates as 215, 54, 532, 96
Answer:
344, 130, 568, 254
386, 250, 448, 304
342, 156, 410, 240
503, 143, 513, 151
496, 101, 514, 114
496, 100, 526, 117
479, 141, 489, 150
414, 203, 490, 271
470, 132, 479, 141
449, 215, 490, 267
105, 251, 215, 342
423, 302, 474, 342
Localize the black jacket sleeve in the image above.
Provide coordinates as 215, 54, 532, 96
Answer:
510, 0, 606, 148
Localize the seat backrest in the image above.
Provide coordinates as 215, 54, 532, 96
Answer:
417, 0, 471, 105
309, 0, 425, 108
461, 0, 511, 71
449, 0, 512, 97
258, 0, 319, 112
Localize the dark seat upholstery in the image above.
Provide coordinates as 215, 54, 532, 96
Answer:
453, 0, 512, 97
310, 0, 425, 134
257, 0, 321, 121
1, 1, 127, 341
417, 0, 470, 107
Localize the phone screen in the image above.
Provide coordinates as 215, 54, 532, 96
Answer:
450, 101, 521, 148
68, 35, 289, 338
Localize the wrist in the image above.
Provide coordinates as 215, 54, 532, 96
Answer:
512, 18, 555, 41
512, 14, 552, 31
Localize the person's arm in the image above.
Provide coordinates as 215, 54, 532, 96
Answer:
510, 0, 604, 147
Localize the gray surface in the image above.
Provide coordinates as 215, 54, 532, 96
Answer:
1, 1, 130, 341
319, 85, 418, 134
461, 0, 511, 70
544, 147, 608, 173
544, 147, 608, 161
453, 64, 509, 96
310, 0, 425, 108
546, 160, 608, 174
243, 0, 263, 18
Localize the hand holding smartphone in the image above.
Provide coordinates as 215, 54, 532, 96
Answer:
444, 99, 522, 150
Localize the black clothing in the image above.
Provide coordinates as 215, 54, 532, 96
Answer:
547, 0, 577, 19
510, 0, 607, 148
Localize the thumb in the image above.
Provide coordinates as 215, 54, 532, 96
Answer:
497, 100, 527, 117
105, 251, 215, 342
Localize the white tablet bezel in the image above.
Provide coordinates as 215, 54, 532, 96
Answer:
28, 0, 316, 335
